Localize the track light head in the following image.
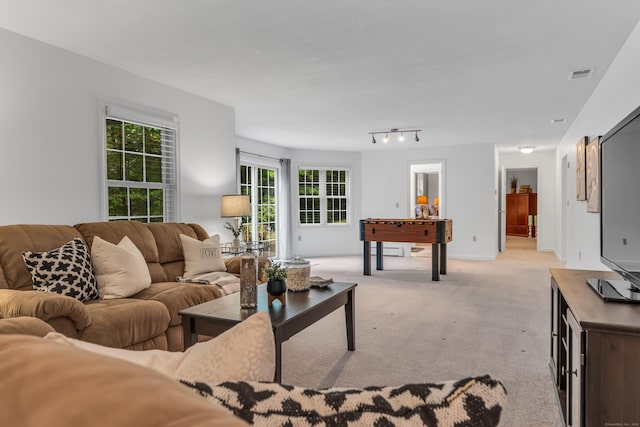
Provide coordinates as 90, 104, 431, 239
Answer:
415, 131, 420, 142
399, 132, 405, 142
383, 133, 389, 143
372, 135, 376, 144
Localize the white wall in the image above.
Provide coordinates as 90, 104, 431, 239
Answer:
0, 28, 237, 235
556, 20, 640, 270
500, 151, 556, 251
362, 143, 498, 260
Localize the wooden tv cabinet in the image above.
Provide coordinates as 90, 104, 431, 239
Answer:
550, 268, 640, 427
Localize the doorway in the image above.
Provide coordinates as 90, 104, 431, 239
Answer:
504, 167, 538, 252
409, 161, 445, 257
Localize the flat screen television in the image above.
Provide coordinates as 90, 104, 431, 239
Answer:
586, 104, 640, 303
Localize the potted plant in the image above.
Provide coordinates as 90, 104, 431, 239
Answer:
510, 176, 518, 194
263, 262, 288, 302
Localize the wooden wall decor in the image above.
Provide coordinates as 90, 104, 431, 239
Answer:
576, 136, 587, 201
586, 136, 601, 213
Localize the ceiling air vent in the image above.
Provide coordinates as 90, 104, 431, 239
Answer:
568, 68, 593, 80
551, 118, 567, 125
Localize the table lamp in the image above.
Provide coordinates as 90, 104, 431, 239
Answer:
220, 194, 251, 249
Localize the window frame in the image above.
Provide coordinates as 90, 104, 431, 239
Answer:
99, 99, 180, 222
297, 166, 351, 227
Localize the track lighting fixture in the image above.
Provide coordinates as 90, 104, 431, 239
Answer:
369, 128, 422, 144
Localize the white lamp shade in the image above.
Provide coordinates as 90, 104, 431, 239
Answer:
220, 195, 251, 217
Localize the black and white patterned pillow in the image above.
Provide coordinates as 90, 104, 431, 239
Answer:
22, 238, 99, 302
180, 375, 507, 427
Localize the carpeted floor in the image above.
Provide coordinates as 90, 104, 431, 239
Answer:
280, 236, 564, 427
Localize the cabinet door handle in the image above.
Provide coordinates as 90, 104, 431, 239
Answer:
552, 332, 558, 337
561, 366, 565, 376
571, 369, 578, 377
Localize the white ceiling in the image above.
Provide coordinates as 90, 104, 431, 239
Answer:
2, 1, 640, 153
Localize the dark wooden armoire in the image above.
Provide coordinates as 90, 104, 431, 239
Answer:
506, 193, 537, 237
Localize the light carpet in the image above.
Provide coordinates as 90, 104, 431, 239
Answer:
280, 236, 564, 427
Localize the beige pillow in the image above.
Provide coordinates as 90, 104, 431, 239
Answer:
44, 311, 275, 383
91, 235, 152, 299
0, 335, 248, 427
175, 311, 275, 383
180, 234, 226, 278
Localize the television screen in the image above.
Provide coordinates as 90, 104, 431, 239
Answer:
588, 105, 640, 302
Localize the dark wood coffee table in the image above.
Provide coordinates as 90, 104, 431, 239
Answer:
179, 281, 357, 382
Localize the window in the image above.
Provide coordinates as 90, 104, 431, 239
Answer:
298, 168, 349, 225
240, 164, 278, 258
103, 102, 177, 222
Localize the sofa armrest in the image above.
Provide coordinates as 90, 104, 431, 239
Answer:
224, 257, 271, 283
0, 290, 91, 331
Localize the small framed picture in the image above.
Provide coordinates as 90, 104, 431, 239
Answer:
576, 137, 587, 201
586, 136, 601, 213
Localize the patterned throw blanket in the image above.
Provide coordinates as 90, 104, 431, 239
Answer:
177, 271, 240, 296
180, 375, 506, 426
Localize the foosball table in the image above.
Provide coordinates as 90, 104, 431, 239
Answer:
359, 218, 453, 281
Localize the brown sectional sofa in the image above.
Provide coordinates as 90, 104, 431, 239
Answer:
0, 221, 264, 351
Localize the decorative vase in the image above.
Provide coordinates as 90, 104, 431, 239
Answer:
240, 248, 258, 308
231, 237, 241, 252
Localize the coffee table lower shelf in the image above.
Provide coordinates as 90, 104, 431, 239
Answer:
179, 282, 357, 383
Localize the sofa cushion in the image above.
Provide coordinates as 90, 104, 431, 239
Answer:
0, 224, 83, 291
22, 238, 99, 302
180, 234, 226, 278
145, 222, 199, 264
0, 316, 56, 336
75, 221, 169, 283
0, 334, 248, 427
131, 281, 221, 326
91, 236, 152, 299
181, 375, 507, 427
144, 223, 210, 282
82, 298, 170, 348
44, 311, 275, 384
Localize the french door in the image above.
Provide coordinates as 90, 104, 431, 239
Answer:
240, 163, 278, 258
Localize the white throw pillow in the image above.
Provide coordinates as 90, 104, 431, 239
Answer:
91, 236, 152, 299
43, 311, 275, 383
180, 234, 226, 278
